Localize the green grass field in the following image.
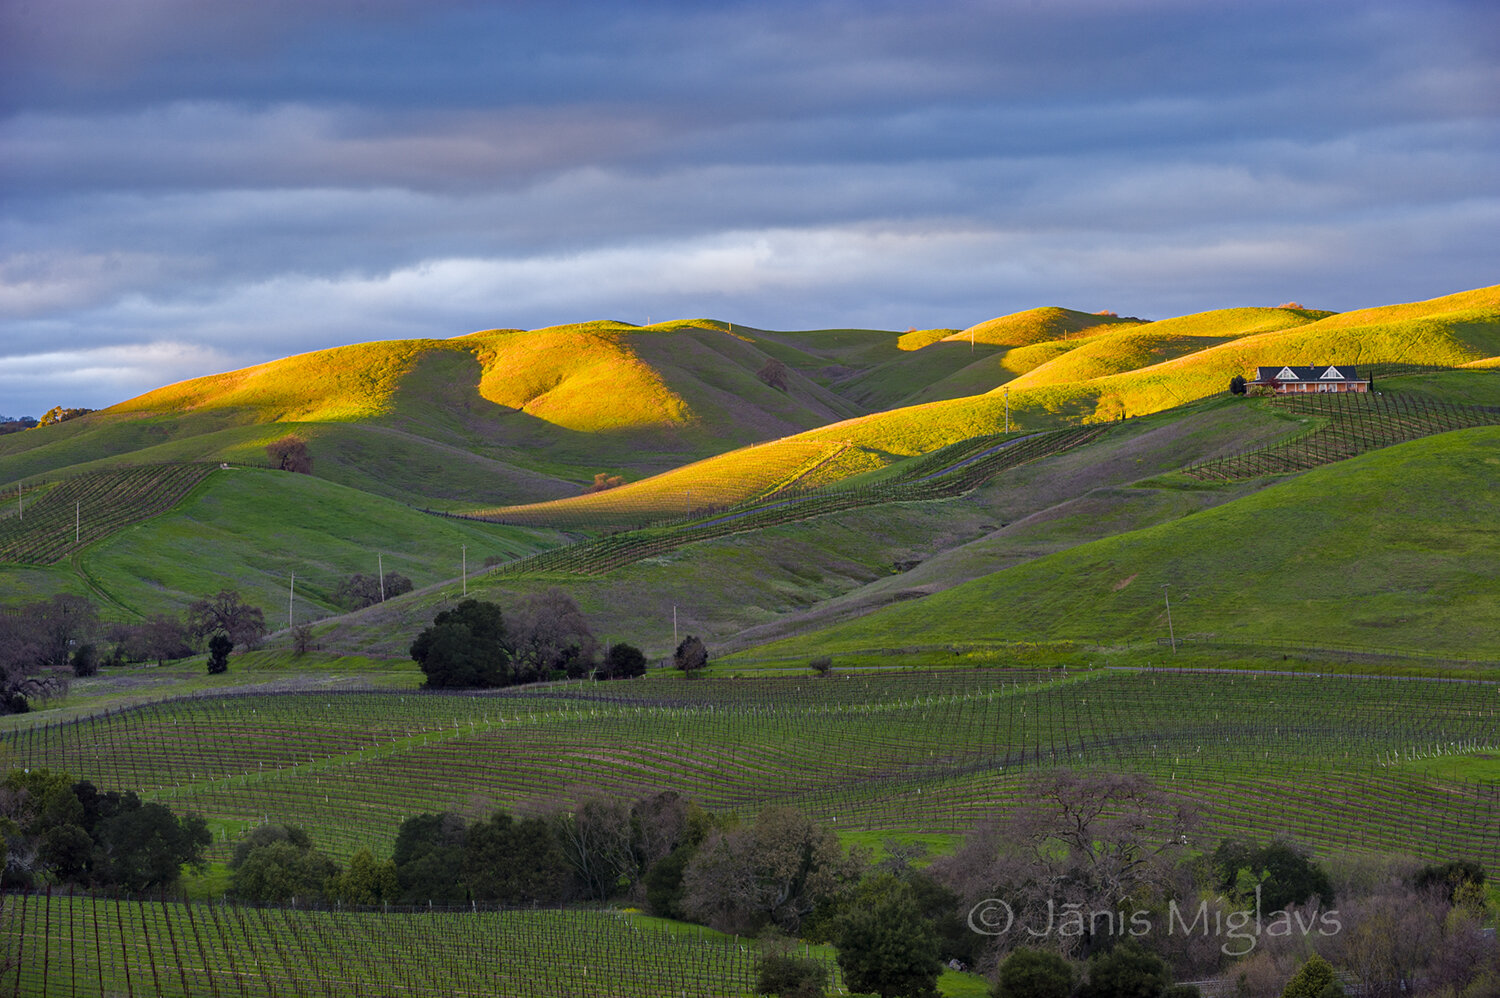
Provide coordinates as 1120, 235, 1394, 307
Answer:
739, 426, 1500, 661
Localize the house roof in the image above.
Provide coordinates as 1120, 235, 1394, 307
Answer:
1251, 364, 1363, 383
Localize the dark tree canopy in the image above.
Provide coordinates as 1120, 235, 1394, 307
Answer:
757, 358, 790, 391
603, 642, 647, 679
229, 824, 339, 904
1, 770, 209, 892
206, 633, 232, 675
409, 599, 511, 688
674, 635, 708, 674
186, 589, 267, 649
833, 876, 943, 998
996, 948, 1076, 998
266, 434, 313, 473
1229, 374, 1248, 395
1212, 838, 1334, 911
1078, 940, 1171, 998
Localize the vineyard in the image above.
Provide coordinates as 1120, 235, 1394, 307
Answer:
0, 464, 216, 565
6, 668, 1497, 870
472, 425, 1107, 577
1182, 393, 1500, 481
0, 893, 834, 997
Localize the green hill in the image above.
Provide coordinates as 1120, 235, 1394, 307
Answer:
2, 286, 1496, 668
737, 426, 1500, 660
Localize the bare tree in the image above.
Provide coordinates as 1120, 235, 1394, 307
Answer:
186, 590, 267, 649
509, 588, 597, 682
933, 771, 1197, 961
549, 793, 637, 901
673, 635, 708, 676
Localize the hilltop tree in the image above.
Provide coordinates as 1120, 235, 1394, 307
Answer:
266, 434, 313, 473
36, 406, 93, 426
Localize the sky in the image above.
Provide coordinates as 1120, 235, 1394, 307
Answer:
2, 0, 1497, 416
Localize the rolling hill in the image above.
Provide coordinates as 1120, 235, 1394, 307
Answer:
0, 284, 1496, 669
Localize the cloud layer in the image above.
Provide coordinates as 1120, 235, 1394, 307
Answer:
2, 0, 1497, 415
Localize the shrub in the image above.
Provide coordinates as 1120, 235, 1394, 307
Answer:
603, 642, 647, 679
70, 643, 98, 677
1079, 940, 1170, 998
585, 472, 625, 493
809, 656, 833, 677
1280, 954, 1341, 998
995, 947, 1075, 998
206, 633, 232, 675
759, 949, 828, 998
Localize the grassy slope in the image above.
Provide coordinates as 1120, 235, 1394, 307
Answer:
495, 289, 1498, 524
1004, 306, 1329, 389
742, 426, 1500, 659
71, 468, 563, 621
316, 396, 1303, 659
0, 321, 874, 504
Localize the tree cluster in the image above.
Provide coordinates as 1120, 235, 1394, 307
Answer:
409, 593, 646, 689
36, 406, 94, 427
1, 589, 270, 712
0, 769, 210, 893
0, 416, 37, 435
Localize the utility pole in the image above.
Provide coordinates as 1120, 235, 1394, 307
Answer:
378, 553, 385, 602
1162, 584, 1176, 653
461, 545, 467, 596
289, 573, 295, 629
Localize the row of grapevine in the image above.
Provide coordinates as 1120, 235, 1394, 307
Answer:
474, 425, 1107, 576
0, 464, 217, 564
1183, 394, 1500, 482
7, 669, 1495, 869
0, 891, 836, 997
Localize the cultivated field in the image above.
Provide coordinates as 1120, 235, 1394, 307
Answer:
7, 669, 1496, 869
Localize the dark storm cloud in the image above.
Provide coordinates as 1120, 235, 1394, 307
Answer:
1, 0, 1497, 414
